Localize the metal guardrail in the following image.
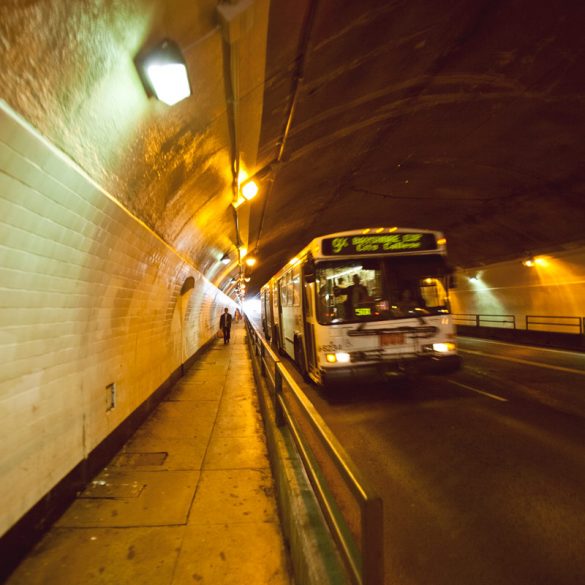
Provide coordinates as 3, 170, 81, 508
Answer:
453, 313, 516, 329
454, 313, 585, 335
526, 315, 584, 334
245, 316, 384, 585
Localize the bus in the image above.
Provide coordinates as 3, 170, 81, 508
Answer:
260, 228, 461, 387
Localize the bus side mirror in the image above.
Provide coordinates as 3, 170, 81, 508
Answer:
304, 258, 316, 283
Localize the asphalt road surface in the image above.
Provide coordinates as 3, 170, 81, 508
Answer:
275, 334, 585, 585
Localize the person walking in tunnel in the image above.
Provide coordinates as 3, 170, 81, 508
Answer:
219, 307, 233, 344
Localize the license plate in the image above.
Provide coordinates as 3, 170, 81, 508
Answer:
380, 333, 404, 346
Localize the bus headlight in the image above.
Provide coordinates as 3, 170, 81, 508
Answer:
432, 343, 456, 353
325, 352, 351, 363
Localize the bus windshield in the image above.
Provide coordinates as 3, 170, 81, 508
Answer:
315, 255, 450, 325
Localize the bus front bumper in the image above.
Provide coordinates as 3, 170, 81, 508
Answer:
320, 354, 461, 386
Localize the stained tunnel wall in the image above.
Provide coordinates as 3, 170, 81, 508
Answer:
452, 248, 585, 332
0, 102, 235, 537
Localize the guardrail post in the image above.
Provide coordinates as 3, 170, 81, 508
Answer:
274, 366, 285, 427
475, 314, 480, 327
260, 344, 266, 376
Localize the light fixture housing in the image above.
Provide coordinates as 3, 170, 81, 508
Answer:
245, 257, 257, 267
137, 39, 191, 106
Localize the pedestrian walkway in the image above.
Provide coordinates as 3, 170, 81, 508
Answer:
6, 323, 291, 585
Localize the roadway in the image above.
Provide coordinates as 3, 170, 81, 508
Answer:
249, 315, 585, 585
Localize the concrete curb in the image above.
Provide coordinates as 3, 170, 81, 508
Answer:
246, 336, 350, 585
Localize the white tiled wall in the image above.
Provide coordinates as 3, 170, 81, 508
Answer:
0, 102, 235, 536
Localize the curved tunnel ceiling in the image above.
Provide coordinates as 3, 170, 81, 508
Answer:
1, 0, 584, 297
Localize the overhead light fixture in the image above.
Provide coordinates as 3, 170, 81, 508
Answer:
220, 253, 230, 265
469, 273, 480, 282
137, 39, 191, 106
245, 257, 257, 267
241, 180, 259, 201
523, 256, 547, 267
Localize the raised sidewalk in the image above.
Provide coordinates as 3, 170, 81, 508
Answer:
6, 322, 291, 585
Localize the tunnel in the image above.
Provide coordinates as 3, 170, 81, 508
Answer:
1, 1, 585, 584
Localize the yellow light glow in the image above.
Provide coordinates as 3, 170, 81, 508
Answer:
233, 195, 246, 208
388, 227, 397, 232
534, 257, 548, 267
524, 255, 550, 267
433, 343, 456, 353
146, 63, 191, 106
375, 227, 384, 233
239, 246, 248, 258
238, 169, 249, 184
437, 238, 447, 245
242, 180, 259, 201
325, 353, 337, 363
425, 278, 433, 284
289, 257, 300, 265
362, 228, 371, 234
245, 257, 257, 267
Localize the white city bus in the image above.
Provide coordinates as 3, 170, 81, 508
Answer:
260, 228, 461, 387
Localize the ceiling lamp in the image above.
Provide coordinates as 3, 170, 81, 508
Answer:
241, 179, 259, 201
138, 39, 191, 106
245, 257, 257, 267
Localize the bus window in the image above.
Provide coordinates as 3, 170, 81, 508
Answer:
315, 255, 449, 324
286, 271, 293, 306
292, 266, 300, 306
280, 276, 288, 306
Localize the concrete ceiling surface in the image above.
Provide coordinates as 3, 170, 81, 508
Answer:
1, 1, 584, 296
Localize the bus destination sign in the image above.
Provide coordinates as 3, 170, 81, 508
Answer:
321, 233, 437, 256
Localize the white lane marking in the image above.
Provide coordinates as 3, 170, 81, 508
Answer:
460, 348, 585, 376
449, 380, 508, 402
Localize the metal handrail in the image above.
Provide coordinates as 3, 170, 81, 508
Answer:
526, 315, 583, 334
245, 316, 384, 585
454, 313, 585, 335
453, 313, 516, 328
